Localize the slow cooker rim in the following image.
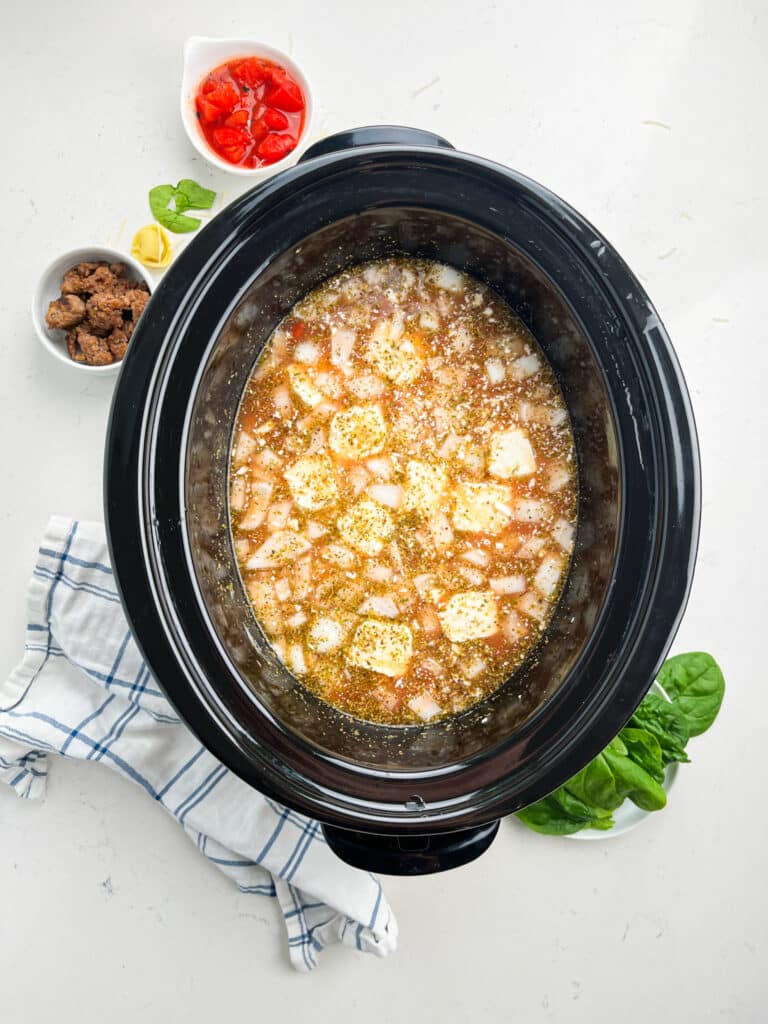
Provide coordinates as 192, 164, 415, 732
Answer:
105, 142, 700, 830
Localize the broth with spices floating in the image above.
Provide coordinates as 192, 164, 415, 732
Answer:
229, 259, 577, 724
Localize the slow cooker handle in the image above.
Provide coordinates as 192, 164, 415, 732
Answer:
299, 125, 455, 163
322, 820, 499, 876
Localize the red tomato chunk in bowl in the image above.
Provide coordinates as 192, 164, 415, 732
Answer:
195, 57, 306, 168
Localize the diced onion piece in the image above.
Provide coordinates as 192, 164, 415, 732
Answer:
331, 328, 356, 370
450, 326, 472, 354
407, 693, 443, 721
233, 431, 258, 465
238, 481, 274, 530
485, 358, 505, 384
246, 578, 283, 633
428, 511, 454, 551
458, 566, 486, 586
461, 548, 490, 567
313, 370, 344, 399
285, 610, 308, 630
306, 520, 328, 540
274, 578, 291, 602
346, 373, 386, 399
552, 517, 575, 553
548, 407, 568, 428
419, 606, 441, 635
288, 643, 307, 674
307, 616, 345, 654
511, 498, 550, 523
348, 464, 371, 496
247, 530, 311, 569
503, 610, 527, 642
230, 475, 248, 512
511, 353, 542, 380
431, 263, 465, 292
358, 595, 399, 619
419, 309, 440, 331
267, 500, 293, 531
489, 575, 527, 595
547, 462, 572, 493
437, 433, 462, 459
273, 384, 293, 418
517, 536, 548, 560
307, 427, 326, 454
517, 590, 550, 623
535, 554, 564, 597
367, 483, 404, 509
288, 365, 324, 408
366, 562, 394, 582
256, 447, 282, 470
389, 541, 404, 571
270, 637, 286, 661
322, 543, 357, 568
414, 573, 435, 599
234, 537, 251, 560
421, 657, 445, 676
291, 556, 313, 600
294, 341, 320, 364
463, 656, 487, 680
365, 456, 393, 479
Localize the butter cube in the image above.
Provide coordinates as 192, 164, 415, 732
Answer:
488, 427, 536, 479
404, 460, 448, 515
329, 404, 387, 460
337, 497, 394, 556
288, 364, 325, 408
438, 591, 499, 642
364, 322, 424, 386
284, 453, 338, 511
347, 619, 413, 677
452, 482, 513, 534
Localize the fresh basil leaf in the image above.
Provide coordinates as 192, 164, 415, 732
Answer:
603, 747, 667, 812
630, 692, 690, 766
148, 184, 202, 234
172, 192, 192, 213
517, 788, 613, 835
175, 178, 216, 210
658, 652, 725, 737
619, 726, 665, 784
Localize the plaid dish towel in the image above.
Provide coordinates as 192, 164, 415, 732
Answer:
0, 516, 397, 971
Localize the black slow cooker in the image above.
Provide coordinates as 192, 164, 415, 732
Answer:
104, 126, 700, 874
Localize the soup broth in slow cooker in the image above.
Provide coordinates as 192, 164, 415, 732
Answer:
230, 259, 577, 724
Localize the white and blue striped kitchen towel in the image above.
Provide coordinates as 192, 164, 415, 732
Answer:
0, 516, 397, 971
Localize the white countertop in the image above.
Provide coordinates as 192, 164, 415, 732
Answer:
1, 1, 766, 1019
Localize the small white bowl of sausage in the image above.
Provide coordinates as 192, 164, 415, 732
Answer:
32, 246, 154, 376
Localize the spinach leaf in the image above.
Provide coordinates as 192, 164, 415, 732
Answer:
175, 178, 216, 210
619, 726, 665, 784
565, 753, 624, 811
602, 742, 668, 812
658, 652, 725, 737
516, 789, 613, 835
149, 184, 201, 234
630, 692, 690, 766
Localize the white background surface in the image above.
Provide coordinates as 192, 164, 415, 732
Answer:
1, 0, 766, 1019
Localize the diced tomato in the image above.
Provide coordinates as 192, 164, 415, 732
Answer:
221, 144, 248, 164
291, 320, 306, 339
224, 109, 250, 128
265, 70, 304, 112
213, 126, 251, 148
231, 58, 270, 89
257, 133, 297, 163
196, 97, 221, 124
206, 81, 239, 112
201, 76, 218, 95
264, 108, 289, 130
250, 116, 269, 143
